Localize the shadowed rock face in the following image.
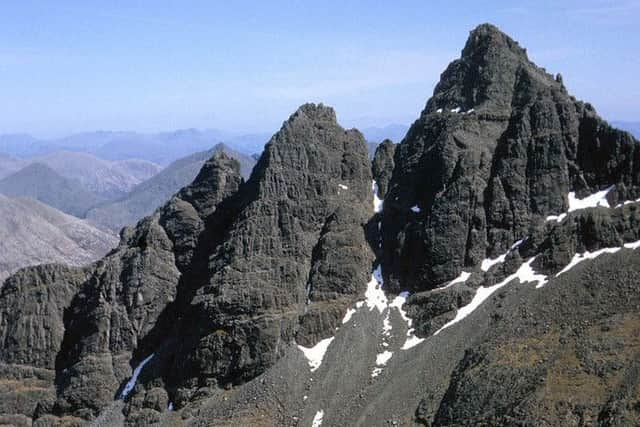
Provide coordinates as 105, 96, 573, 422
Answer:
381, 23, 640, 293
156, 103, 373, 401
372, 139, 396, 198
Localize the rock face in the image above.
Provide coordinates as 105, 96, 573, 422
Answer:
381, 23, 640, 292
153, 103, 373, 405
371, 139, 396, 198
2, 24, 640, 427
0, 104, 373, 424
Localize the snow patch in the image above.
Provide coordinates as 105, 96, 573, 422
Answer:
555, 247, 621, 277
410, 205, 420, 213
480, 238, 525, 272
365, 267, 387, 313
312, 410, 324, 427
436, 108, 443, 113
338, 184, 348, 190
547, 186, 614, 223
451, 107, 462, 113
120, 353, 155, 399
401, 334, 425, 350
441, 271, 471, 290
168, 402, 174, 411
624, 240, 640, 250
376, 350, 393, 366
372, 181, 384, 213
435, 257, 547, 335
480, 252, 507, 272
298, 337, 335, 372
342, 308, 357, 324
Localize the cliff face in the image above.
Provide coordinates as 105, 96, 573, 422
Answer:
1, 24, 640, 427
382, 24, 640, 293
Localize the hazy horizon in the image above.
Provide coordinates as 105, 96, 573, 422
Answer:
1, 1, 639, 137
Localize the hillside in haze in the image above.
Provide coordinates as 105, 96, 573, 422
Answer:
86, 143, 256, 231
0, 130, 270, 165
0, 195, 117, 283
0, 163, 107, 217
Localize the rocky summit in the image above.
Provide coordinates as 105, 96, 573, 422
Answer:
1, 23, 640, 427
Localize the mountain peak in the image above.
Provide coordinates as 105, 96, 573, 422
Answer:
289, 102, 337, 124
462, 23, 527, 59
426, 24, 559, 115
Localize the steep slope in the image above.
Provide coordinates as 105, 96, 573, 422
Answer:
33, 151, 162, 198
0, 195, 117, 283
0, 151, 244, 426
86, 144, 256, 231
0, 163, 106, 217
382, 23, 640, 292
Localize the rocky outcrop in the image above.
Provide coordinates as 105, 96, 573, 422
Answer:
371, 139, 395, 198
150, 103, 373, 406
381, 23, 640, 293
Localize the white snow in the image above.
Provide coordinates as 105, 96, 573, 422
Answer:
341, 308, 357, 324
386, 291, 426, 350
303, 395, 308, 401
480, 238, 526, 272
382, 312, 392, 335
168, 402, 174, 411
365, 267, 388, 313
312, 410, 324, 427
372, 181, 384, 213
435, 257, 547, 335
298, 337, 335, 372
465, 108, 475, 114
338, 184, 348, 190
376, 350, 393, 366
441, 271, 472, 290
555, 247, 621, 277
401, 334, 425, 350
410, 205, 420, 213
480, 252, 507, 272
120, 353, 155, 399
547, 186, 614, 223
615, 197, 640, 208
624, 240, 640, 250
451, 107, 462, 113
436, 108, 443, 113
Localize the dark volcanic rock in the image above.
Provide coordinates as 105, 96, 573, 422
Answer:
156, 103, 373, 400
381, 23, 640, 293
49, 152, 242, 419
372, 139, 396, 198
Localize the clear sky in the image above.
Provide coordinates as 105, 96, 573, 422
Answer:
1, 0, 638, 137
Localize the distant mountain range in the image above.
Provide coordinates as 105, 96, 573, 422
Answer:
0, 130, 271, 165
361, 124, 409, 143
0, 195, 117, 283
0, 163, 107, 218
86, 143, 256, 231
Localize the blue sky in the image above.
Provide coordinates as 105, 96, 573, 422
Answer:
0, 0, 638, 136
